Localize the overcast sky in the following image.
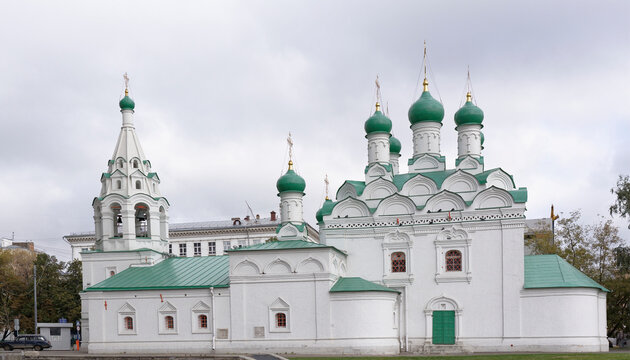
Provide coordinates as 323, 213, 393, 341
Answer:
1, 0, 628, 261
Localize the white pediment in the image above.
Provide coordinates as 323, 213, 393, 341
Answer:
336, 182, 359, 200
400, 174, 438, 196
331, 197, 371, 218
363, 178, 398, 200
192, 301, 211, 311
374, 194, 416, 216
436, 225, 469, 241
486, 169, 516, 190
425, 191, 467, 212
442, 170, 479, 193
472, 186, 514, 209
270, 297, 290, 309
159, 301, 177, 312
118, 302, 136, 313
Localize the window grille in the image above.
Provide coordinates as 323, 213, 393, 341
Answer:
208, 242, 216, 255
165, 316, 174, 329
124, 316, 133, 330
194, 242, 201, 256
199, 315, 208, 328
391, 252, 406, 273
445, 250, 462, 271
276, 313, 287, 328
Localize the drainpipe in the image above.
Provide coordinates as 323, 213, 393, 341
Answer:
210, 287, 216, 350
404, 287, 408, 351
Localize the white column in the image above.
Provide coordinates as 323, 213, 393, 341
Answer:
411, 122, 442, 157
121, 109, 134, 127
390, 153, 400, 174
367, 133, 390, 165
279, 192, 304, 224
457, 124, 482, 159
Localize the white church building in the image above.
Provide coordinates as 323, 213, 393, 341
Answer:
80, 76, 608, 355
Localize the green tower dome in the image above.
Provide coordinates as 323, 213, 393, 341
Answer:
455, 93, 484, 126
364, 103, 392, 135
276, 162, 306, 193
316, 198, 335, 222
119, 90, 135, 111
408, 79, 444, 124
389, 135, 401, 154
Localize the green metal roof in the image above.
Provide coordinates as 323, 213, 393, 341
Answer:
330, 277, 399, 293
227, 240, 345, 255
85, 256, 229, 292
524, 255, 608, 292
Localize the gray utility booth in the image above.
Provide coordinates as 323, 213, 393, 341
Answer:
37, 323, 73, 350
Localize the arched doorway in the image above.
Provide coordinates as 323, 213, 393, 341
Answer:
424, 295, 461, 345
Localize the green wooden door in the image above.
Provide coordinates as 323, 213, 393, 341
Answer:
432, 310, 455, 344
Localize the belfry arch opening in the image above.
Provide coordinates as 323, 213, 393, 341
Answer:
111, 204, 122, 238
135, 203, 150, 238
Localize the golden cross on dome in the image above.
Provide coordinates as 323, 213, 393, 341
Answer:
324, 174, 330, 200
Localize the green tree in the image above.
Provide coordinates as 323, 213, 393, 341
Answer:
610, 175, 630, 228
554, 210, 593, 275
592, 216, 623, 282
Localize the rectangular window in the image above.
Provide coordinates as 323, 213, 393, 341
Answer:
252, 239, 261, 245
224, 241, 231, 251
238, 240, 246, 248
193, 242, 201, 256
168, 244, 172, 254
179, 243, 187, 257
208, 242, 216, 256
50, 327, 61, 336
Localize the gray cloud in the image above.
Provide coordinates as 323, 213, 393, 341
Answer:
0, 0, 628, 261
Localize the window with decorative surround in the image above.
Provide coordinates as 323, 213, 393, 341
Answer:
191, 301, 211, 334
158, 301, 177, 334
193, 242, 201, 256
208, 242, 216, 255
382, 230, 414, 285
179, 243, 187, 257
391, 252, 406, 272
434, 226, 472, 283
269, 298, 290, 333
117, 303, 136, 335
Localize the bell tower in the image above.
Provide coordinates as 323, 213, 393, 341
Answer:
92, 74, 170, 253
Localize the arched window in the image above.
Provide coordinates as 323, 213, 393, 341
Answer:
111, 204, 122, 238
153, 183, 156, 192
124, 316, 133, 330
110, 270, 115, 277
445, 250, 462, 272
391, 252, 406, 273
135, 203, 150, 238
133, 160, 139, 168
135, 180, 141, 189
117, 159, 123, 168
165, 316, 174, 329
116, 180, 122, 189
198, 315, 207, 329
275, 313, 287, 328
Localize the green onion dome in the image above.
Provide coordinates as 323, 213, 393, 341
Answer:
119, 90, 135, 111
454, 93, 484, 126
408, 79, 444, 124
276, 161, 306, 193
389, 135, 401, 154
364, 103, 392, 135
316, 198, 335, 222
